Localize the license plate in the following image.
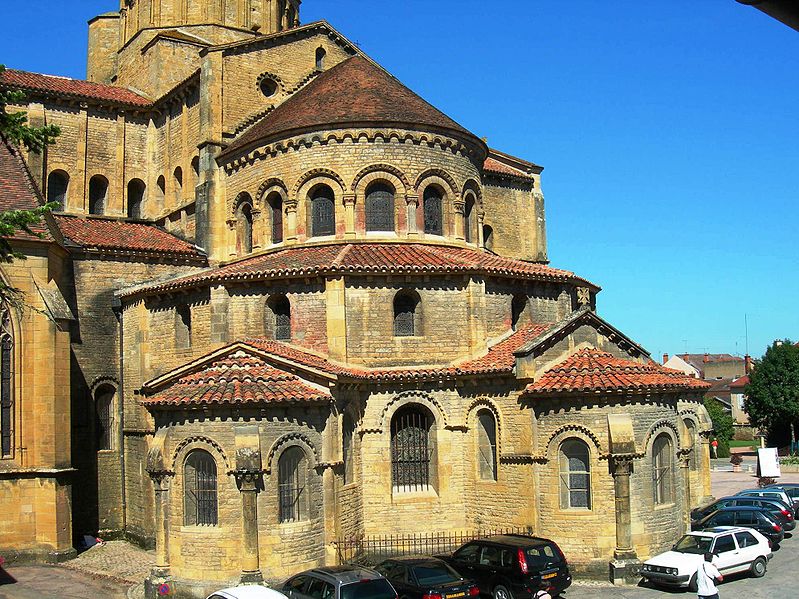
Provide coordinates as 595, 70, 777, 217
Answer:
542, 573, 557, 580
447, 593, 466, 598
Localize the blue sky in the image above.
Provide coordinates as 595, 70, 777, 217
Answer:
2, 1, 797, 360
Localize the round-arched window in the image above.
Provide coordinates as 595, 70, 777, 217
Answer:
279, 446, 309, 523
559, 439, 591, 509
365, 182, 395, 232
653, 433, 674, 505
423, 186, 443, 236
184, 449, 218, 526
310, 185, 335, 237
391, 405, 435, 492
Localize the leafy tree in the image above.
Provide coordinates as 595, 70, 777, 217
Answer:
745, 340, 799, 451
0, 65, 60, 152
704, 397, 733, 458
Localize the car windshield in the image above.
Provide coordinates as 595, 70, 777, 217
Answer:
341, 579, 396, 599
525, 544, 563, 567
674, 535, 712, 555
412, 564, 461, 586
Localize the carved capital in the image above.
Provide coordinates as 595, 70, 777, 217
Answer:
226, 218, 237, 230
611, 455, 635, 477
343, 193, 356, 206
453, 199, 466, 214
235, 470, 261, 491
284, 199, 298, 212
405, 194, 419, 207
148, 470, 174, 490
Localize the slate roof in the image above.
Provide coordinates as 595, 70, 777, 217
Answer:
53, 214, 205, 258
0, 135, 51, 241
222, 55, 479, 158
119, 242, 595, 298
524, 349, 711, 396
141, 350, 331, 407
0, 69, 152, 107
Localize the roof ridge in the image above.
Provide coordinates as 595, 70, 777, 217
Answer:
331, 243, 353, 267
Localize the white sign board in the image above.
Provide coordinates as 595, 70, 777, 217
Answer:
757, 447, 781, 478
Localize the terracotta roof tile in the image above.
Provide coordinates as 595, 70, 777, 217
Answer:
120, 242, 596, 297
53, 214, 205, 258
484, 156, 533, 178
141, 350, 331, 407
0, 136, 51, 241
222, 55, 479, 158
730, 375, 749, 389
524, 349, 711, 396
0, 69, 152, 107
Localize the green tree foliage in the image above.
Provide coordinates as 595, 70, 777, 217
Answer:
704, 398, 733, 458
0, 65, 60, 153
745, 340, 799, 448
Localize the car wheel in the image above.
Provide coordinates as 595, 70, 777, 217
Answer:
750, 556, 767, 578
492, 585, 513, 599
688, 573, 697, 592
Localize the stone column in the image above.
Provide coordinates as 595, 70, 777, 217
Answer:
477, 209, 486, 248
236, 471, 263, 583
343, 193, 356, 238
609, 456, 640, 585
406, 194, 419, 237
286, 199, 298, 243
251, 209, 263, 250
453, 196, 465, 241
152, 473, 172, 576
679, 451, 692, 534
227, 218, 237, 258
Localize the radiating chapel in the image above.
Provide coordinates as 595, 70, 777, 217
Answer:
0, 1, 714, 596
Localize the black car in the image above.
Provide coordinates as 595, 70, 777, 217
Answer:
438, 534, 571, 599
375, 557, 479, 599
691, 496, 796, 531
692, 506, 784, 545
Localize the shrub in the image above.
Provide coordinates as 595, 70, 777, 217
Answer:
730, 454, 743, 465
758, 477, 777, 488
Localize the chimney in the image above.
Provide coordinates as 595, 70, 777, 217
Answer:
703, 353, 710, 363
745, 355, 753, 374
663, 353, 669, 364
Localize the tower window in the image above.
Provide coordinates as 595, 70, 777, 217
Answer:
311, 185, 335, 237
464, 194, 475, 243
423, 186, 443, 236
47, 170, 69, 211
127, 179, 146, 219
88, 175, 108, 215
315, 47, 326, 71
365, 182, 395, 232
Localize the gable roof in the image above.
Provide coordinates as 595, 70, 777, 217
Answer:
0, 135, 52, 242
523, 348, 711, 397
221, 55, 482, 159
483, 149, 542, 180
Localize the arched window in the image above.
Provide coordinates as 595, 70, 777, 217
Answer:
464, 194, 475, 243
47, 170, 69, 211
279, 446, 309, 523
184, 450, 218, 526
267, 295, 291, 341
511, 295, 527, 331
310, 185, 335, 237
343, 414, 355, 485
391, 405, 434, 492
559, 439, 591, 509
127, 179, 146, 219
483, 225, 494, 251
157, 175, 166, 199
173, 167, 183, 202
175, 305, 192, 349
653, 433, 674, 505
95, 384, 115, 451
477, 410, 497, 481
1, 308, 13, 458
236, 194, 254, 255
191, 156, 200, 189
393, 290, 420, 337
365, 182, 394, 232
685, 420, 698, 470
267, 192, 283, 244
88, 175, 108, 215
423, 186, 443, 236
315, 47, 326, 71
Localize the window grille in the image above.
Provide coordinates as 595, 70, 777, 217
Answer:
391, 407, 431, 492
184, 450, 218, 526
279, 446, 308, 522
269, 194, 283, 243
423, 188, 443, 235
477, 411, 497, 481
47, 171, 69, 211
96, 387, 114, 451
365, 183, 394, 232
653, 434, 673, 505
559, 439, 591, 509
269, 295, 291, 341
311, 188, 335, 236
393, 292, 418, 337
1, 310, 12, 458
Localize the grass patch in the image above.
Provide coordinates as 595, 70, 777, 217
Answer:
729, 440, 757, 449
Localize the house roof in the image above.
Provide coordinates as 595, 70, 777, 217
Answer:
117, 241, 597, 298
221, 55, 480, 159
523, 348, 711, 397
53, 214, 205, 259
0, 135, 51, 242
679, 353, 743, 368
0, 69, 152, 107
730, 375, 750, 389
140, 349, 331, 407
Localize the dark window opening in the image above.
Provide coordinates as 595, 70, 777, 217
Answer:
391, 406, 433, 492
268, 295, 291, 341
1, 310, 12, 458
343, 414, 355, 485
483, 225, 494, 251
653, 434, 674, 505
184, 450, 218, 526
311, 185, 335, 237
260, 77, 278, 98
511, 295, 527, 331
47, 171, 69, 211
268, 192, 283, 244
560, 438, 591, 509
423, 187, 443, 235
95, 385, 115, 451
236, 195, 254, 254
464, 196, 475, 243
279, 446, 308, 522
175, 305, 192, 349
315, 47, 327, 71
365, 182, 394, 232
173, 167, 183, 202
477, 410, 497, 481
88, 175, 108, 215
127, 179, 145, 219
393, 290, 420, 337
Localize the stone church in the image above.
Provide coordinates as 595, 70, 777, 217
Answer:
0, 1, 714, 596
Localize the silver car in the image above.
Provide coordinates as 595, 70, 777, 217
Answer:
736, 488, 797, 517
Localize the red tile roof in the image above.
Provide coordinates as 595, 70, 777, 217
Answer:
119, 241, 596, 298
484, 156, 531, 178
524, 349, 711, 396
141, 350, 331, 407
730, 375, 750, 389
0, 135, 52, 242
1, 69, 152, 107
222, 55, 480, 159
53, 214, 205, 258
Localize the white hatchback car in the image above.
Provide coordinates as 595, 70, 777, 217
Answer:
640, 526, 772, 590
208, 586, 290, 599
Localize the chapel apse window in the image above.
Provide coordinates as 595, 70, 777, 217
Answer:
0, 308, 13, 458
175, 305, 192, 349
184, 449, 218, 526
310, 185, 335, 237
477, 410, 498, 481
236, 194, 254, 255
559, 438, 591, 509
315, 47, 326, 71
88, 175, 108, 215
268, 294, 291, 341
47, 170, 69, 211
157, 175, 166, 200
423, 186, 443, 236
365, 182, 395, 232
653, 433, 674, 505
464, 194, 475, 243
268, 192, 283, 244
393, 290, 420, 337
127, 179, 146, 219
391, 405, 434, 493
95, 384, 115, 451
279, 446, 309, 523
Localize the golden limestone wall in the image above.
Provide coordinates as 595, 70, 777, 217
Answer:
483, 176, 547, 262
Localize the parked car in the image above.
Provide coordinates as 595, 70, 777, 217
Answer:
208, 587, 290, 599
691, 496, 795, 531
692, 506, 784, 545
736, 488, 798, 517
640, 527, 772, 590
375, 556, 479, 599
282, 567, 397, 599
437, 534, 571, 599
766, 483, 799, 511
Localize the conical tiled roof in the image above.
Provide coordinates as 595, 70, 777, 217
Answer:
222, 55, 479, 158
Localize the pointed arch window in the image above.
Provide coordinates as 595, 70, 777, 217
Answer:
653, 433, 674, 505
279, 446, 309, 523
47, 170, 69, 211
268, 192, 283, 244
391, 406, 434, 492
365, 182, 394, 232
89, 175, 108, 215
393, 290, 420, 337
236, 194, 254, 255
477, 410, 497, 481
559, 439, 591, 509
1, 308, 13, 458
268, 295, 291, 341
423, 186, 443, 236
127, 179, 145, 219
184, 450, 218, 526
311, 185, 335, 237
